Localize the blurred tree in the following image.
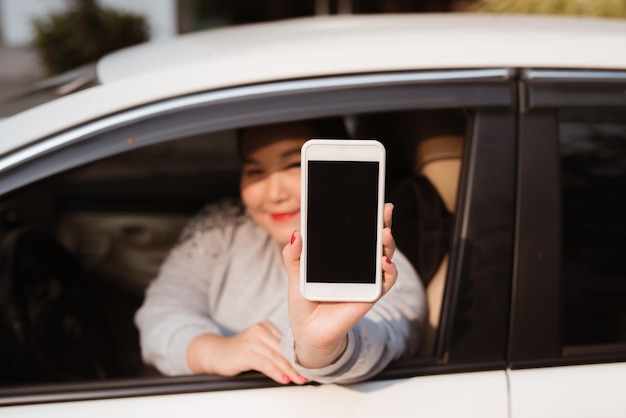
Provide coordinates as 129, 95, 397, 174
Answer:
32, 0, 150, 75
472, 0, 626, 18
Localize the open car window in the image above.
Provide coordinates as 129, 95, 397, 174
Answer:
0, 70, 516, 406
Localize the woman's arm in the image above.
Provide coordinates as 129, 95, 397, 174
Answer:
136, 203, 308, 383
280, 203, 426, 383
135, 245, 223, 375
187, 322, 308, 384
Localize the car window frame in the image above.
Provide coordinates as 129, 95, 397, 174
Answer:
0, 68, 516, 406
0, 69, 513, 196
511, 69, 626, 369
441, 106, 517, 366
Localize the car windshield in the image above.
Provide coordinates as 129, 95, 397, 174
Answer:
0, 64, 100, 119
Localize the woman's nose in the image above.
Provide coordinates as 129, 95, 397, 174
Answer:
266, 171, 288, 202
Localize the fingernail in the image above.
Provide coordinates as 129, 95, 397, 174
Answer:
282, 375, 291, 383
385, 257, 392, 264
296, 374, 307, 383
290, 231, 296, 245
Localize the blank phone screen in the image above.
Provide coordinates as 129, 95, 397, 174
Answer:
306, 160, 379, 284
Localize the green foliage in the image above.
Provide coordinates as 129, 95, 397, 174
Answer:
472, 0, 626, 17
32, 0, 150, 75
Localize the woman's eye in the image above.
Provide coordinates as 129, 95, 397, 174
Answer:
244, 168, 263, 178
286, 162, 301, 170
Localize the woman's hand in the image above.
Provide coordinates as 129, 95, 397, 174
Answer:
281, 203, 398, 369
187, 322, 308, 384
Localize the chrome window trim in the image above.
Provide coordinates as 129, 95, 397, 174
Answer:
523, 69, 626, 82
0, 68, 511, 174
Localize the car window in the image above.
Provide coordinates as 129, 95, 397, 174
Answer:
0, 109, 464, 383
0, 71, 516, 405
510, 70, 626, 366
560, 107, 626, 356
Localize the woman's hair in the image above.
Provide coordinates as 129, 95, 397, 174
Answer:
237, 117, 349, 158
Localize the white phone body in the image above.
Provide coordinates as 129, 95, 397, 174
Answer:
300, 139, 386, 302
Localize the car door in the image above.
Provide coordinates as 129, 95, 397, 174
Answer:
0, 69, 515, 417
509, 69, 626, 417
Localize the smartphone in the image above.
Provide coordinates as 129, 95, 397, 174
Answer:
300, 139, 386, 302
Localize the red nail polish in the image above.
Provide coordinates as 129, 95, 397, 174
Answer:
290, 231, 296, 245
282, 375, 291, 383
385, 257, 392, 264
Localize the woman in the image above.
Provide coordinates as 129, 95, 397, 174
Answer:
135, 118, 426, 384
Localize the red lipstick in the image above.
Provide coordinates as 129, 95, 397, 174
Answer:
271, 210, 299, 222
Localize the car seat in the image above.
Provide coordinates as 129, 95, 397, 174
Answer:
353, 109, 465, 357
413, 134, 463, 357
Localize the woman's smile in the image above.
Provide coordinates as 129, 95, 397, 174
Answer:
270, 210, 300, 222
239, 131, 306, 245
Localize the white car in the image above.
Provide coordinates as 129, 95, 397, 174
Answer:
1, 13, 626, 417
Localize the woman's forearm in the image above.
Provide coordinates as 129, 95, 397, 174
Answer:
187, 333, 228, 374
294, 335, 348, 369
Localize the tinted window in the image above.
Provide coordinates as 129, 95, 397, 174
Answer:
560, 108, 626, 354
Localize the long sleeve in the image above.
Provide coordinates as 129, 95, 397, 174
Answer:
136, 200, 425, 382
134, 201, 250, 376
134, 228, 226, 375
135, 201, 289, 376
280, 250, 426, 384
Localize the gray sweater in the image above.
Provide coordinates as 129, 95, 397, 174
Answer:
135, 200, 426, 384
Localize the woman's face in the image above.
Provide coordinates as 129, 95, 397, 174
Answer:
240, 128, 307, 246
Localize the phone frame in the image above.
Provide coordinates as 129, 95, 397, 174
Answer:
300, 139, 386, 302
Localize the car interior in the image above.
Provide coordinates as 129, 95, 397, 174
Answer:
0, 108, 468, 386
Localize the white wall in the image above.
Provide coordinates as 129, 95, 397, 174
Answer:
0, 0, 177, 47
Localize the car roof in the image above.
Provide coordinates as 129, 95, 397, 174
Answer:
98, 13, 626, 84
1, 13, 626, 158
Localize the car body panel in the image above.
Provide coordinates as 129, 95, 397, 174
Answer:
509, 363, 626, 417
97, 14, 626, 84
3, 371, 509, 418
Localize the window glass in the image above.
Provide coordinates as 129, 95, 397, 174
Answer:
560, 108, 626, 355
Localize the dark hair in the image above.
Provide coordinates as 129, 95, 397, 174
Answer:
237, 117, 349, 159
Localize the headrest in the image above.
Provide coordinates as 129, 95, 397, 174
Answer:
415, 135, 464, 213
415, 135, 464, 174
